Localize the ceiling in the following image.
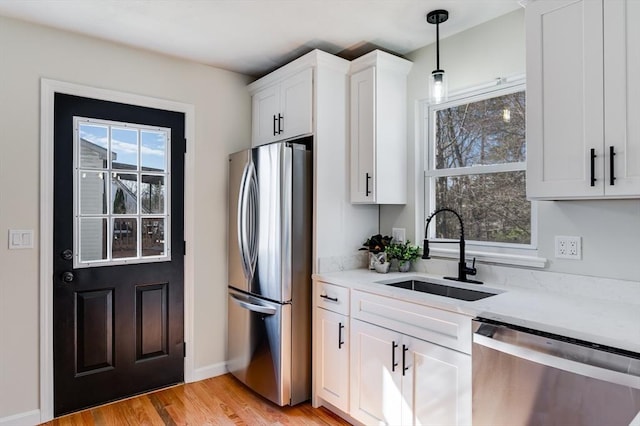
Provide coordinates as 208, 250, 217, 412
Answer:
0, 0, 521, 77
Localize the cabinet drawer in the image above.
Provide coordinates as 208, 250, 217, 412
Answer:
351, 290, 471, 354
314, 281, 349, 315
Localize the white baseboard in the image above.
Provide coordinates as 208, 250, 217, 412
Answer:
186, 361, 228, 383
0, 409, 41, 426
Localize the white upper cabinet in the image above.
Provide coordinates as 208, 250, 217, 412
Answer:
526, 0, 640, 199
250, 67, 313, 147
603, 0, 640, 197
350, 50, 412, 204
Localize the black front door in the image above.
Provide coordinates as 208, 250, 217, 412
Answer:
53, 93, 185, 416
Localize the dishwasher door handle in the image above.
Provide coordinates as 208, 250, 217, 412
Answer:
473, 332, 640, 389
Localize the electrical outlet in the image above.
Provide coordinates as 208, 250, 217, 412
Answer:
392, 228, 406, 243
555, 236, 581, 260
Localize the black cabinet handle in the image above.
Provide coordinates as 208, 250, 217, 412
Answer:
365, 173, 372, 197
338, 322, 345, 349
392, 341, 399, 372
402, 344, 409, 376
590, 148, 597, 187
273, 115, 278, 136
320, 294, 338, 302
278, 113, 283, 134
609, 146, 616, 186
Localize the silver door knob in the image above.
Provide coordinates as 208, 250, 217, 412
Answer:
61, 271, 74, 283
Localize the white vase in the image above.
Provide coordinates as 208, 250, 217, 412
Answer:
398, 260, 411, 272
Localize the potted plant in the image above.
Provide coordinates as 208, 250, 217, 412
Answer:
361, 234, 392, 269
385, 240, 421, 272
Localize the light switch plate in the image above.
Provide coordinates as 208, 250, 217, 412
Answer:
392, 228, 406, 243
8, 229, 34, 249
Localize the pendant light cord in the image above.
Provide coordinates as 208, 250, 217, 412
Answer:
436, 21, 440, 70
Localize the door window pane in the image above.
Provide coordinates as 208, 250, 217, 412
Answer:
112, 218, 137, 259
75, 117, 171, 267
111, 127, 138, 170
79, 124, 109, 169
79, 218, 107, 262
111, 173, 138, 215
141, 175, 165, 214
141, 130, 167, 172
80, 171, 107, 214
142, 218, 165, 257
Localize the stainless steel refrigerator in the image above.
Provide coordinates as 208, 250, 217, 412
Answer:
227, 140, 312, 406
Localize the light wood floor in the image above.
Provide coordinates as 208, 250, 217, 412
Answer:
42, 374, 351, 425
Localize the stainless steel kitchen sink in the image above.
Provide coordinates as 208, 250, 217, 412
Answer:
381, 279, 498, 301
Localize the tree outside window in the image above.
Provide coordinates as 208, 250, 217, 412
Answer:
426, 84, 531, 246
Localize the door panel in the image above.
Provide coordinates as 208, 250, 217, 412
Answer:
53, 93, 185, 416
75, 289, 114, 375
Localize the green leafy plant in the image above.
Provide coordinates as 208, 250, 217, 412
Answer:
361, 234, 392, 254
385, 240, 421, 262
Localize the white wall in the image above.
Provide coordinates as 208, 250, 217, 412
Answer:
380, 8, 640, 282
0, 15, 251, 420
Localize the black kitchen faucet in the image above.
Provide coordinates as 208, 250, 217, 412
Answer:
423, 208, 483, 284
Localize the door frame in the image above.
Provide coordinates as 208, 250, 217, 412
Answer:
39, 79, 196, 422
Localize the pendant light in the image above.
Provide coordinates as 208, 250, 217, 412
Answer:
427, 9, 449, 104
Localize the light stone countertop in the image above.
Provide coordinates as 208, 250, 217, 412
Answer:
313, 268, 640, 354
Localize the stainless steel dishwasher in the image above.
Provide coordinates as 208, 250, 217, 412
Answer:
472, 318, 640, 426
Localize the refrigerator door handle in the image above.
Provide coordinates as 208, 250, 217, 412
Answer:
247, 163, 259, 273
230, 293, 277, 316
238, 162, 255, 280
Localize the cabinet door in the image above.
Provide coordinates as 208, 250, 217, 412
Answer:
526, 0, 604, 199
280, 68, 313, 141
350, 67, 376, 203
604, 0, 640, 197
402, 337, 471, 426
316, 309, 349, 412
252, 84, 280, 147
350, 319, 402, 425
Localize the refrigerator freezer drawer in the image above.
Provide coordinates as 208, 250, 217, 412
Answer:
227, 289, 292, 406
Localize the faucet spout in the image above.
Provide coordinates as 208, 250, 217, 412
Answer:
423, 208, 482, 284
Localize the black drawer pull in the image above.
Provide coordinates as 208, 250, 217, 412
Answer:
365, 172, 372, 196
320, 294, 338, 302
338, 322, 345, 349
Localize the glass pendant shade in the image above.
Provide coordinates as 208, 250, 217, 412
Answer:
429, 69, 448, 104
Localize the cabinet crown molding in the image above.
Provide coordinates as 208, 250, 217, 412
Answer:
349, 49, 413, 75
247, 49, 349, 94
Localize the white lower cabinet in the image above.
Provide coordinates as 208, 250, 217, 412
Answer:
350, 319, 403, 424
313, 282, 472, 425
315, 308, 349, 412
350, 319, 471, 426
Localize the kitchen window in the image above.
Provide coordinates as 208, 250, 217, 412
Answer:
424, 80, 539, 262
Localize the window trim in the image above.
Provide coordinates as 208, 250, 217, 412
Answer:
420, 77, 545, 267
